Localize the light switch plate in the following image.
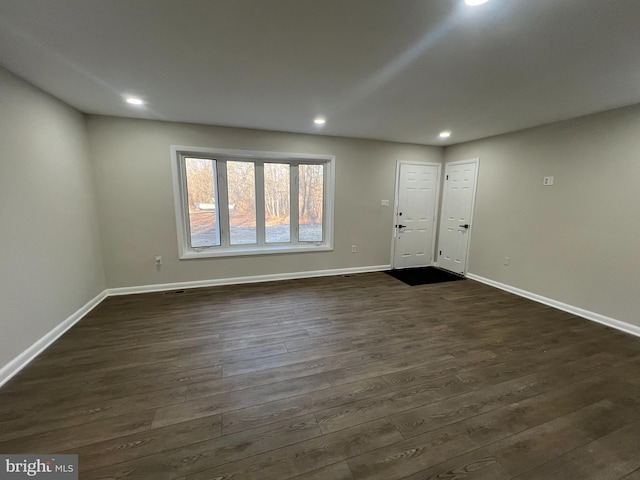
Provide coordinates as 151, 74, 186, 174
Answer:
381, 199, 390, 207
543, 176, 555, 186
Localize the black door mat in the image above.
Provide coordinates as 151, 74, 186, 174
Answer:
384, 266, 465, 286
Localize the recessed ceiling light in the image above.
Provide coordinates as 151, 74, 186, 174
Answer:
314, 117, 326, 126
439, 131, 452, 139
465, 0, 489, 5
126, 97, 144, 106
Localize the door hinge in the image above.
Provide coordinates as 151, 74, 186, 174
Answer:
439, 250, 442, 256
446, 175, 449, 180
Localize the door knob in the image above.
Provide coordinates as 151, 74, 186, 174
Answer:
459, 224, 469, 229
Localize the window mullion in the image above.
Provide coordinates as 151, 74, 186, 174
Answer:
180, 156, 195, 248
217, 160, 231, 248
290, 164, 300, 245
321, 164, 328, 243
210, 159, 222, 247
255, 162, 266, 246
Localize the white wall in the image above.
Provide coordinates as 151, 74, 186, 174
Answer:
87, 116, 442, 288
0, 67, 106, 370
445, 105, 640, 327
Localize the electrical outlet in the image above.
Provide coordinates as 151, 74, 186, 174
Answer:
155, 255, 162, 266
351, 245, 357, 253
504, 256, 511, 266
381, 199, 389, 207
543, 176, 555, 186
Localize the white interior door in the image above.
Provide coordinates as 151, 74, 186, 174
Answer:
438, 159, 479, 275
392, 162, 440, 269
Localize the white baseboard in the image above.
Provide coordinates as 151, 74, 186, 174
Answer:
0, 265, 390, 387
11, 266, 634, 390
0, 290, 108, 388
467, 273, 640, 338
107, 264, 391, 296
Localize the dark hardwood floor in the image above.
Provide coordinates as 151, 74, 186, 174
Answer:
1, 272, 640, 479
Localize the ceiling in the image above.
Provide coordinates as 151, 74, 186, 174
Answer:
1, 0, 639, 146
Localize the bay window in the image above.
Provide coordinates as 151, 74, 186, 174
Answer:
171, 146, 334, 258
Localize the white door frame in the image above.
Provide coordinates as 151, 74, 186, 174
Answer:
437, 158, 479, 276
390, 160, 442, 269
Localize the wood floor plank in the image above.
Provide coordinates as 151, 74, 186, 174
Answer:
187, 419, 403, 480
185, 356, 343, 401
397, 448, 512, 480
83, 414, 321, 480
0, 386, 187, 441
486, 399, 638, 476
346, 425, 478, 480
1, 272, 639, 480
152, 372, 332, 428
178, 330, 308, 358
450, 375, 618, 447
0, 365, 222, 411
67, 416, 222, 473
606, 357, 640, 385
221, 376, 390, 435
390, 372, 562, 439
366, 350, 499, 389
221, 341, 361, 377
514, 421, 640, 480
315, 375, 472, 434
288, 461, 354, 480
0, 410, 155, 453
621, 469, 640, 480
331, 336, 463, 371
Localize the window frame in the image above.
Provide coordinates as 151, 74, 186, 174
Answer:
171, 145, 335, 259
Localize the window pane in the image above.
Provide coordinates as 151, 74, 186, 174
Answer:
298, 164, 324, 242
264, 163, 291, 243
185, 157, 220, 247
227, 161, 257, 245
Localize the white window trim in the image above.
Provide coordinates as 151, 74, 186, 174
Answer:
171, 145, 335, 259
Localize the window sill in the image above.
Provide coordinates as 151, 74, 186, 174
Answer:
180, 243, 333, 259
